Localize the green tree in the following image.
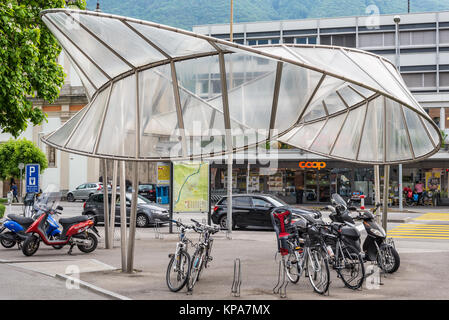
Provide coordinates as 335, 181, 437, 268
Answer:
0, 138, 48, 180
0, 0, 86, 138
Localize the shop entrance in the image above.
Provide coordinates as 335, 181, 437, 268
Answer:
301, 169, 331, 203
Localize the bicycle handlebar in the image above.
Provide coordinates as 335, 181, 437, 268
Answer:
190, 219, 220, 234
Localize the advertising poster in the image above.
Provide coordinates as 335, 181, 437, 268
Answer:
157, 162, 171, 185
426, 171, 441, 191
173, 161, 209, 213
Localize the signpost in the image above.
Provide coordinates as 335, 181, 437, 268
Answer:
24, 164, 39, 217
25, 164, 40, 193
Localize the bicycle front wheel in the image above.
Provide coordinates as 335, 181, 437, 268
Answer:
166, 250, 191, 292
336, 244, 365, 290
187, 247, 204, 291
306, 247, 330, 294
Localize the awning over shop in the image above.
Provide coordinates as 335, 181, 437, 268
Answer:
40, 9, 441, 164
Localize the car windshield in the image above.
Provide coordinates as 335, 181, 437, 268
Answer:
332, 193, 347, 208
264, 196, 287, 207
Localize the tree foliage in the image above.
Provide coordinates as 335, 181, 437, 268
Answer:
0, 138, 48, 180
0, 0, 86, 138
85, 0, 449, 30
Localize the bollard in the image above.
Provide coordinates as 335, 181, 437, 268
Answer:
360, 195, 365, 210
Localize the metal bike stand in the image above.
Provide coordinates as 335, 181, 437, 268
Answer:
273, 257, 288, 298
154, 221, 162, 239
231, 258, 242, 297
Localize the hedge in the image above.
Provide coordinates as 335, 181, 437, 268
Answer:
0, 204, 5, 219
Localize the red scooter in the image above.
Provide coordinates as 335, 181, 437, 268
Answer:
21, 204, 100, 256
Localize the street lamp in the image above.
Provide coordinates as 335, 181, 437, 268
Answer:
394, 15, 404, 212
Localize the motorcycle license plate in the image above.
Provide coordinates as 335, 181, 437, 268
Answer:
356, 224, 365, 232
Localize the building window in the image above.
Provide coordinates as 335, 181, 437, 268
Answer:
47, 146, 56, 168
319, 34, 355, 47
440, 72, 449, 87
402, 72, 436, 88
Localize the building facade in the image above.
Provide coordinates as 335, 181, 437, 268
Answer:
194, 10, 449, 205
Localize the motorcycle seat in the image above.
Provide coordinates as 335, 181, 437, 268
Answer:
7, 214, 34, 225
59, 216, 89, 225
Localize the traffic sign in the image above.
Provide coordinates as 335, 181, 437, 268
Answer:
25, 164, 40, 193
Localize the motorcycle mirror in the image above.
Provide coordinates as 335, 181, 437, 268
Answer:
56, 205, 63, 211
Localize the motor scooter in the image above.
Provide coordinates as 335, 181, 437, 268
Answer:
0, 210, 62, 249
352, 203, 400, 273
21, 189, 100, 256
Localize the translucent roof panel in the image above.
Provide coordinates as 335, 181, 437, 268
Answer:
41, 9, 441, 164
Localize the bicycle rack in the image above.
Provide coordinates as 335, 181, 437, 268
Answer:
231, 258, 242, 297
154, 221, 162, 239
273, 257, 288, 298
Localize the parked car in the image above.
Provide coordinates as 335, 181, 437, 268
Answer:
211, 194, 321, 230
82, 193, 169, 227
66, 182, 108, 202
137, 183, 156, 202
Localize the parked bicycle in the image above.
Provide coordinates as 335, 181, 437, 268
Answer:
166, 219, 196, 292
272, 208, 330, 295
187, 219, 220, 292
321, 222, 365, 290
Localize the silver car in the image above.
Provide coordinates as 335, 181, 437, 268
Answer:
67, 182, 105, 202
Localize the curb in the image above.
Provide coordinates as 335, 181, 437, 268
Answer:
387, 217, 412, 223
55, 273, 131, 300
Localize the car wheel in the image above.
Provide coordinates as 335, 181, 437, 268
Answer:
219, 215, 235, 230
67, 193, 75, 202
136, 213, 149, 228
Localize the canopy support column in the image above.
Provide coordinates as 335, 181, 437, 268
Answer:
218, 51, 233, 237
120, 160, 127, 272
102, 159, 111, 249
127, 161, 139, 273
109, 160, 118, 249
374, 165, 381, 223
399, 164, 403, 211
382, 164, 390, 231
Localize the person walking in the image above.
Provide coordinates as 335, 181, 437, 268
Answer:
414, 181, 424, 206
10, 182, 19, 203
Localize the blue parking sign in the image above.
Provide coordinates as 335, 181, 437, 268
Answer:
25, 164, 40, 193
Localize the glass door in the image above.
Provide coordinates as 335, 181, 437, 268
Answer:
304, 170, 318, 203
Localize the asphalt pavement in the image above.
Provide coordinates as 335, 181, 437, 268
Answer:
2, 201, 449, 300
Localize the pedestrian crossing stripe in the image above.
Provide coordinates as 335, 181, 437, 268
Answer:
413, 213, 449, 221
387, 223, 449, 240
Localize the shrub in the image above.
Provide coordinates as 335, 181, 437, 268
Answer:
0, 204, 5, 219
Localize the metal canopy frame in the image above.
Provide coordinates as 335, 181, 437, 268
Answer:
40, 9, 441, 165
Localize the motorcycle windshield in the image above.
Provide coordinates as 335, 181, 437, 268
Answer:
331, 193, 347, 209
34, 185, 61, 212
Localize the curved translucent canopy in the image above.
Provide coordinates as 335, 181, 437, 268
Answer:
41, 9, 441, 164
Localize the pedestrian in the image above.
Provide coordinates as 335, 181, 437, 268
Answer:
414, 181, 424, 205
10, 182, 19, 203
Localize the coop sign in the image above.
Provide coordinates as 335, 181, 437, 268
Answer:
298, 161, 327, 170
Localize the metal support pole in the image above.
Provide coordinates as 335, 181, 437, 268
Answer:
102, 159, 110, 249
382, 165, 390, 231
110, 160, 118, 248
227, 154, 233, 237
120, 161, 127, 272
374, 165, 381, 223
169, 161, 174, 234
127, 161, 139, 273
399, 164, 403, 211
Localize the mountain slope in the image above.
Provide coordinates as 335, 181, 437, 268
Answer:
85, 0, 449, 30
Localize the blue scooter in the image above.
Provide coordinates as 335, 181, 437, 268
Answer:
0, 210, 62, 249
